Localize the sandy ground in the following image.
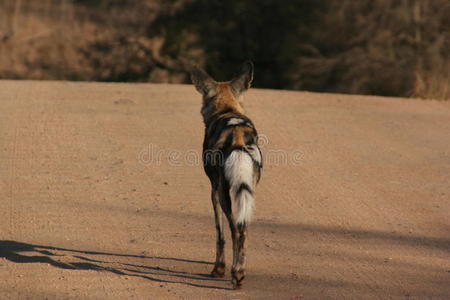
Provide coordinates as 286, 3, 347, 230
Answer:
0, 80, 449, 299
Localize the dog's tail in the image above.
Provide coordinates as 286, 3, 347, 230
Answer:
224, 150, 256, 225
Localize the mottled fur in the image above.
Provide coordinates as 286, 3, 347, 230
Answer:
191, 62, 262, 289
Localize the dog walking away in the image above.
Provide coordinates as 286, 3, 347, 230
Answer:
191, 62, 262, 289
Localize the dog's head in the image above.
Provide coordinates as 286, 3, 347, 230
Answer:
190, 62, 254, 121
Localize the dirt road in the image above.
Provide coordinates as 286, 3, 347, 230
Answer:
0, 80, 449, 299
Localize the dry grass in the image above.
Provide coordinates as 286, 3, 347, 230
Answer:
0, 0, 178, 82
412, 67, 450, 101
1, 1, 93, 79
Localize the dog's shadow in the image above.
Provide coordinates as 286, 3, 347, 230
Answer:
0, 240, 231, 290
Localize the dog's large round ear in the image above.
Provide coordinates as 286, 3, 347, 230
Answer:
190, 66, 217, 97
231, 61, 254, 96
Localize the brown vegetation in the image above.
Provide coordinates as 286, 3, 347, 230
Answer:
0, 0, 449, 99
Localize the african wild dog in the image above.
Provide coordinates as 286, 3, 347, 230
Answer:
191, 62, 262, 289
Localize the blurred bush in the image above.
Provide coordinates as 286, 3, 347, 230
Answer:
294, 0, 450, 99
0, 0, 449, 99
